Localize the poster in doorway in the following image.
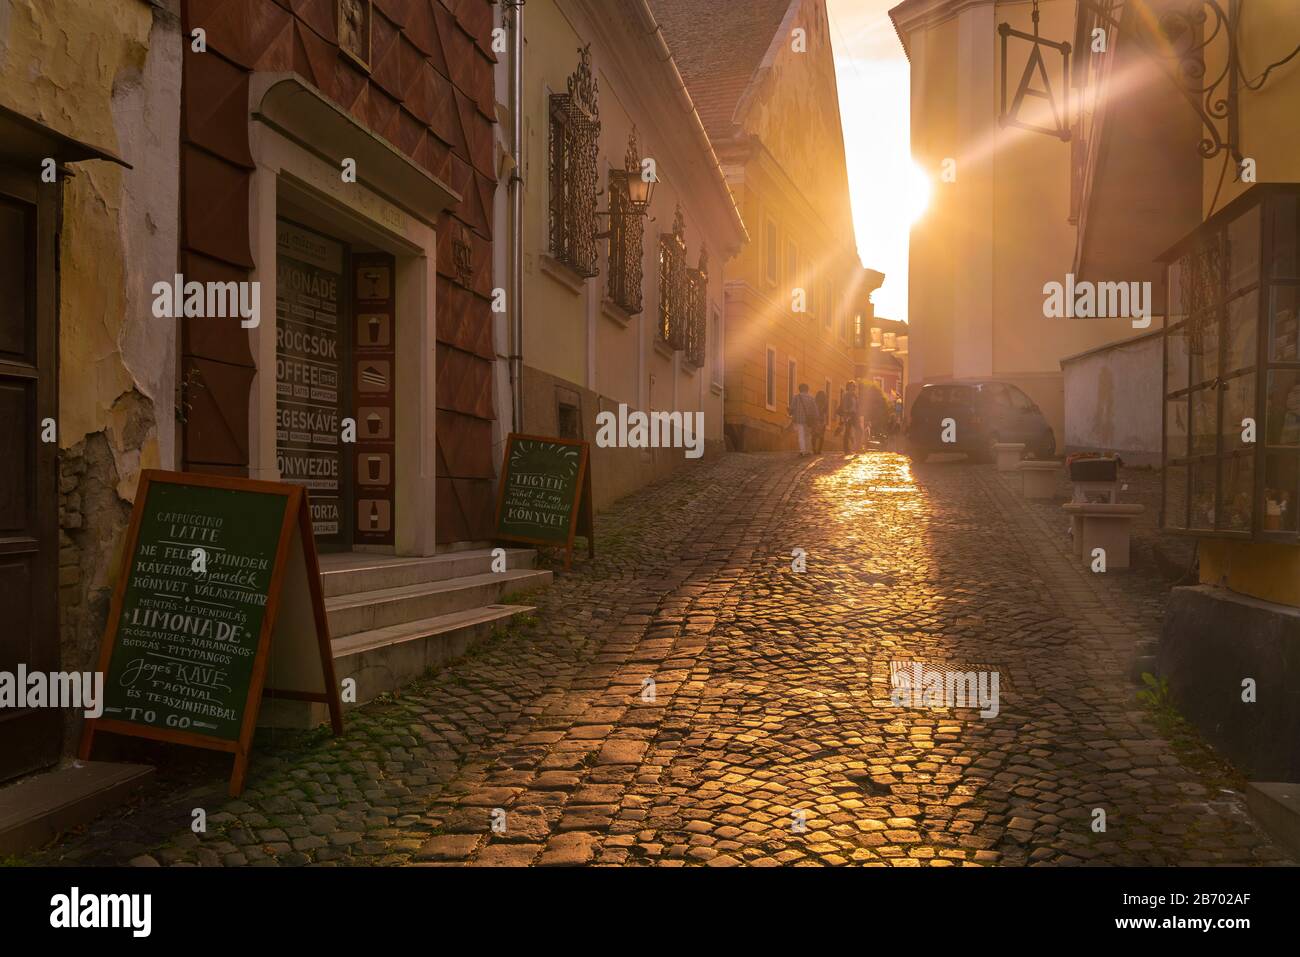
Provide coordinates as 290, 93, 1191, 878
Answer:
275, 221, 348, 546
354, 252, 396, 546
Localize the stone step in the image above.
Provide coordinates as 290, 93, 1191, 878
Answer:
325, 568, 552, 638
0, 761, 154, 857
318, 548, 538, 598
1246, 782, 1300, 859
260, 603, 534, 728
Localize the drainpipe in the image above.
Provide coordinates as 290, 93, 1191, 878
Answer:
508, 0, 525, 433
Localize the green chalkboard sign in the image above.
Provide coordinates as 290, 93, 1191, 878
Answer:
82, 470, 343, 796
495, 434, 594, 568
98, 481, 288, 740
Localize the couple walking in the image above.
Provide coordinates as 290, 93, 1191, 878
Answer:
788, 381, 865, 456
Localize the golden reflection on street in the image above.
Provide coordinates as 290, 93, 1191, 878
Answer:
815, 451, 921, 525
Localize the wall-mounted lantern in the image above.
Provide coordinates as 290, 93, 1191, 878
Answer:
598, 128, 655, 239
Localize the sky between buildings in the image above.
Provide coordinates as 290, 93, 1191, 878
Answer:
826, 0, 921, 324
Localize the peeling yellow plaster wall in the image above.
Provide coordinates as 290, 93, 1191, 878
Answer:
0, 0, 156, 461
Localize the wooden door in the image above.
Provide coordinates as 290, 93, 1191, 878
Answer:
0, 167, 60, 781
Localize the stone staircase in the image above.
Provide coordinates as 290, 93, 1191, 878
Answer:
261, 547, 550, 727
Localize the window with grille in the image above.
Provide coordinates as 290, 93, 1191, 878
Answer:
685, 249, 708, 367
659, 206, 687, 349
605, 131, 643, 314
549, 46, 600, 278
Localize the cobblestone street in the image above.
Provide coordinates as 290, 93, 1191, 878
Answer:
35, 452, 1291, 867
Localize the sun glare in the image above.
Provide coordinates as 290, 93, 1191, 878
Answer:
904, 161, 932, 226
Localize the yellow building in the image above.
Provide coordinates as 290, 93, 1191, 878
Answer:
502, 0, 747, 506
894, 0, 1300, 781
1071, 0, 1300, 782
652, 0, 866, 451
0, 0, 181, 778
890, 0, 1157, 450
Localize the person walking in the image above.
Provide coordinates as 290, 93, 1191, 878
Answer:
788, 383, 820, 456
813, 389, 829, 454
858, 381, 873, 450
836, 382, 859, 454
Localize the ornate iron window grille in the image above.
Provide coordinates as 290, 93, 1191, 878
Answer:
549, 45, 600, 278
685, 248, 709, 368
606, 129, 644, 314
658, 206, 687, 350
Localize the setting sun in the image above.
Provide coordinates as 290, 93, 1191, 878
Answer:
903, 160, 933, 226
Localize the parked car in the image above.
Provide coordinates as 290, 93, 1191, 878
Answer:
905, 380, 1055, 463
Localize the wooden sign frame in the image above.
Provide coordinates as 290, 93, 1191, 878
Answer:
494, 433, 595, 570
79, 470, 344, 796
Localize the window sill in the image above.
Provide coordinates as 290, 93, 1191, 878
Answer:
711, 381, 724, 396
653, 338, 677, 361
540, 254, 589, 295
682, 359, 699, 377
601, 298, 637, 327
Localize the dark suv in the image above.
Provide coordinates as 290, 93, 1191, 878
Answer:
905, 380, 1055, 463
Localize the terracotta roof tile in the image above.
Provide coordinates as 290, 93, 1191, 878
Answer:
648, 0, 795, 140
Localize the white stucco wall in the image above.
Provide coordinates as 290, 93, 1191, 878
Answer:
1061, 329, 1163, 466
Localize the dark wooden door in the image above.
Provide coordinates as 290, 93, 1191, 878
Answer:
0, 167, 60, 781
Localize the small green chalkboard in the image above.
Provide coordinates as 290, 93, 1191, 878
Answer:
81, 470, 342, 795
495, 434, 594, 569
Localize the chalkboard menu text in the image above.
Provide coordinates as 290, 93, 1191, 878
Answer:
495, 434, 594, 569
80, 470, 343, 795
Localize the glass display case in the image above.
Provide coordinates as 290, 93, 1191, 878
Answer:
1162, 184, 1300, 540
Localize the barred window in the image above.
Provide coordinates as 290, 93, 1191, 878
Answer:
659, 206, 687, 349
685, 249, 709, 367
549, 45, 600, 277
606, 129, 644, 314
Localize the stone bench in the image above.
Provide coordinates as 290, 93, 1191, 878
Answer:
1063, 502, 1144, 569
994, 442, 1025, 472
1019, 460, 1059, 499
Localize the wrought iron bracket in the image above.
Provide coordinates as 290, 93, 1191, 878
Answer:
1080, 0, 1243, 163
1060, 0, 1286, 165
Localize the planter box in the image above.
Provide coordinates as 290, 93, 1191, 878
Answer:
1068, 456, 1119, 483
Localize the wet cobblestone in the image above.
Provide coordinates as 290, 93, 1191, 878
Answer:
32, 452, 1292, 866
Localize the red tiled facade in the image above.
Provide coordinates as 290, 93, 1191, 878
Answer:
179, 0, 498, 541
